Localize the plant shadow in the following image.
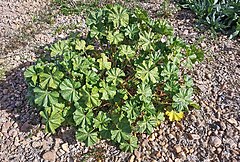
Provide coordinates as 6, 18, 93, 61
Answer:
0, 40, 79, 145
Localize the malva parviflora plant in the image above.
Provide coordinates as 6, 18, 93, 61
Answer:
24, 5, 204, 152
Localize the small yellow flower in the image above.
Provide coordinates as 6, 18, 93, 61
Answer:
165, 110, 184, 121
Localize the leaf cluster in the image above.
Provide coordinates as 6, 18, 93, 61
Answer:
179, 0, 240, 38
24, 5, 203, 152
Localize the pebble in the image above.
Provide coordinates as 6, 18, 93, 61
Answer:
9, 129, 18, 137
175, 158, 181, 162
220, 121, 226, 130
1, 121, 12, 133
174, 145, 182, 154
175, 123, 184, 130
188, 134, 200, 140
129, 155, 135, 162
227, 118, 238, 126
134, 150, 141, 160
142, 139, 150, 148
189, 148, 194, 154
183, 30, 188, 35
61, 143, 69, 153
156, 151, 161, 158
149, 134, 155, 141
217, 147, 222, 154
201, 42, 207, 48
14, 136, 20, 146
32, 141, 41, 148
209, 136, 222, 147
42, 150, 56, 161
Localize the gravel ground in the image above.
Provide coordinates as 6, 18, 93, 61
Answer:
0, 0, 239, 162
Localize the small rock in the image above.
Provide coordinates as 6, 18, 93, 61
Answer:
32, 135, 41, 141
183, 30, 188, 35
227, 139, 237, 149
220, 121, 226, 130
231, 158, 238, 162
158, 129, 163, 135
200, 42, 207, 48
15, 55, 21, 61
134, 150, 141, 160
8, 129, 18, 137
156, 151, 161, 158
197, 84, 207, 93
174, 145, 182, 153
175, 122, 183, 130
189, 148, 194, 154
217, 147, 222, 154
3, 89, 8, 94
32, 158, 39, 162
142, 139, 150, 148
42, 150, 56, 161
61, 143, 69, 153
183, 147, 189, 153
210, 136, 222, 147
227, 118, 238, 126
129, 155, 135, 162
211, 147, 216, 152
149, 133, 155, 141
56, 149, 64, 157
42, 140, 50, 150
206, 73, 211, 79
32, 141, 41, 148
37, 131, 44, 137
188, 134, 200, 140
236, 126, 240, 131
14, 136, 20, 146
175, 158, 181, 162
2, 121, 12, 133
54, 138, 62, 151
179, 152, 187, 160
169, 134, 175, 139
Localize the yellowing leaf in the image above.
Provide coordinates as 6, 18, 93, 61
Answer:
75, 40, 86, 51
97, 53, 111, 70
165, 110, 184, 121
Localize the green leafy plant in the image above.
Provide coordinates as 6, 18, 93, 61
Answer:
179, 0, 240, 38
24, 5, 203, 152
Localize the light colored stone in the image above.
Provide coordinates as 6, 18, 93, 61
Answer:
210, 136, 222, 147
42, 150, 56, 161
189, 148, 194, 154
227, 118, 238, 126
174, 145, 182, 153
189, 134, 200, 140
8, 128, 18, 137
1, 121, 12, 133
134, 150, 141, 160
220, 121, 226, 130
200, 42, 207, 48
183, 30, 188, 35
129, 155, 135, 162
156, 151, 161, 158
175, 158, 181, 162
61, 143, 69, 153
32, 141, 41, 148
149, 133, 155, 141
